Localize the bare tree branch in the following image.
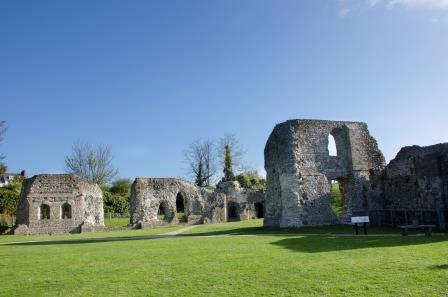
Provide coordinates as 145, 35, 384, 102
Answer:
184, 138, 217, 186
64, 142, 119, 185
0, 120, 7, 173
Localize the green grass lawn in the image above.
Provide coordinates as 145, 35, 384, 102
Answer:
104, 216, 131, 228
1, 219, 447, 296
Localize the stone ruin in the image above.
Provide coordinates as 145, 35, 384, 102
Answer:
130, 178, 265, 227
14, 174, 104, 235
377, 144, 448, 229
11, 118, 447, 234
264, 119, 448, 229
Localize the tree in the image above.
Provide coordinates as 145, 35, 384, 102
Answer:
110, 178, 131, 196
0, 175, 24, 217
0, 120, 7, 174
223, 145, 234, 181
64, 142, 118, 186
217, 134, 246, 175
235, 171, 266, 191
184, 139, 217, 186
195, 159, 205, 187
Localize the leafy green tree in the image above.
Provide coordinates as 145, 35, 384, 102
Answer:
0, 176, 24, 216
235, 171, 266, 191
218, 134, 245, 175
102, 190, 129, 215
110, 179, 131, 196
223, 145, 234, 181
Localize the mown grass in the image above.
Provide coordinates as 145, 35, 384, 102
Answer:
330, 181, 343, 215
1, 219, 447, 296
0, 225, 183, 244
104, 216, 131, 228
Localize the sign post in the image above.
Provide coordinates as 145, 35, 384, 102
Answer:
351, 216, 369, 235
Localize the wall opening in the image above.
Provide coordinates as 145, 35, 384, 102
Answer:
61, 203, 72, 219
228, 202, 238, 220
176, 192, 187, 222
254, 202, 264, 218
157, 203, 167, 222
328, 134, 337, 156
330, 179, 346, 216
40, 204, 50, 220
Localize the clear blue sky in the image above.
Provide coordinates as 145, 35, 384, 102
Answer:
1, 0, 447, 180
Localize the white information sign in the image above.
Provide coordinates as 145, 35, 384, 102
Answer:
351, 216, 370, 223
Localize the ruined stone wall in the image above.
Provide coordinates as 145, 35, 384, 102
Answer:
374, 144, 448, 227
216, 181, 265, 220
264, 119, 385, 227
130, 178, 227, 227
15, 174, 104, 235
130, 178, 265, 227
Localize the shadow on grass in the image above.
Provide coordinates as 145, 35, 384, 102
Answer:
179, 225, 424, 237
6, 225, 448, 252
429, 264, 448, 270
270, 235, 448, 253
3, 234, 176, 246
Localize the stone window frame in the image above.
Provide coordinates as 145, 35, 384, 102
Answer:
61, 202, 72, 219
39, 204, 51, 220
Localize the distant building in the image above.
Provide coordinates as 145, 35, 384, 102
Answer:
0, 170, 25, 187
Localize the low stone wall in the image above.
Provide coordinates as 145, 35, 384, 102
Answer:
130, 178, 265, 227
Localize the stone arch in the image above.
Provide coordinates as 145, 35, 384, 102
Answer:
40, 204, 50, 220
227, 201, 239, 220
254, 202, 264, 218
157, 202, 168, 222
61, 202, 72, 219
327, 126, 350, 160
157, 201, 175, 223
176, 192, 187, 222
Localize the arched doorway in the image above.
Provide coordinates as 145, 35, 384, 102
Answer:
176, 192, 187, 222
330, 178, 346, 217
157, 203, 168, 222
228, 202, 238, 220
254, 202, 264, 218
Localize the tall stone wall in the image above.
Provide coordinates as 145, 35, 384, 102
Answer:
372, 144, 448, 227
264, 119, 385, 227
15, 174, 104, 235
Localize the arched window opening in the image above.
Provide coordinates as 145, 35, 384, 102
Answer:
61, 203, 72, 219
254, 202, 264, 218
328, 134, 337, 156
228, 202, 238, 220
157, 203, 167, 222
176, 192, 187, 222
330, 179, 346, 216
40, 204, 50, 220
